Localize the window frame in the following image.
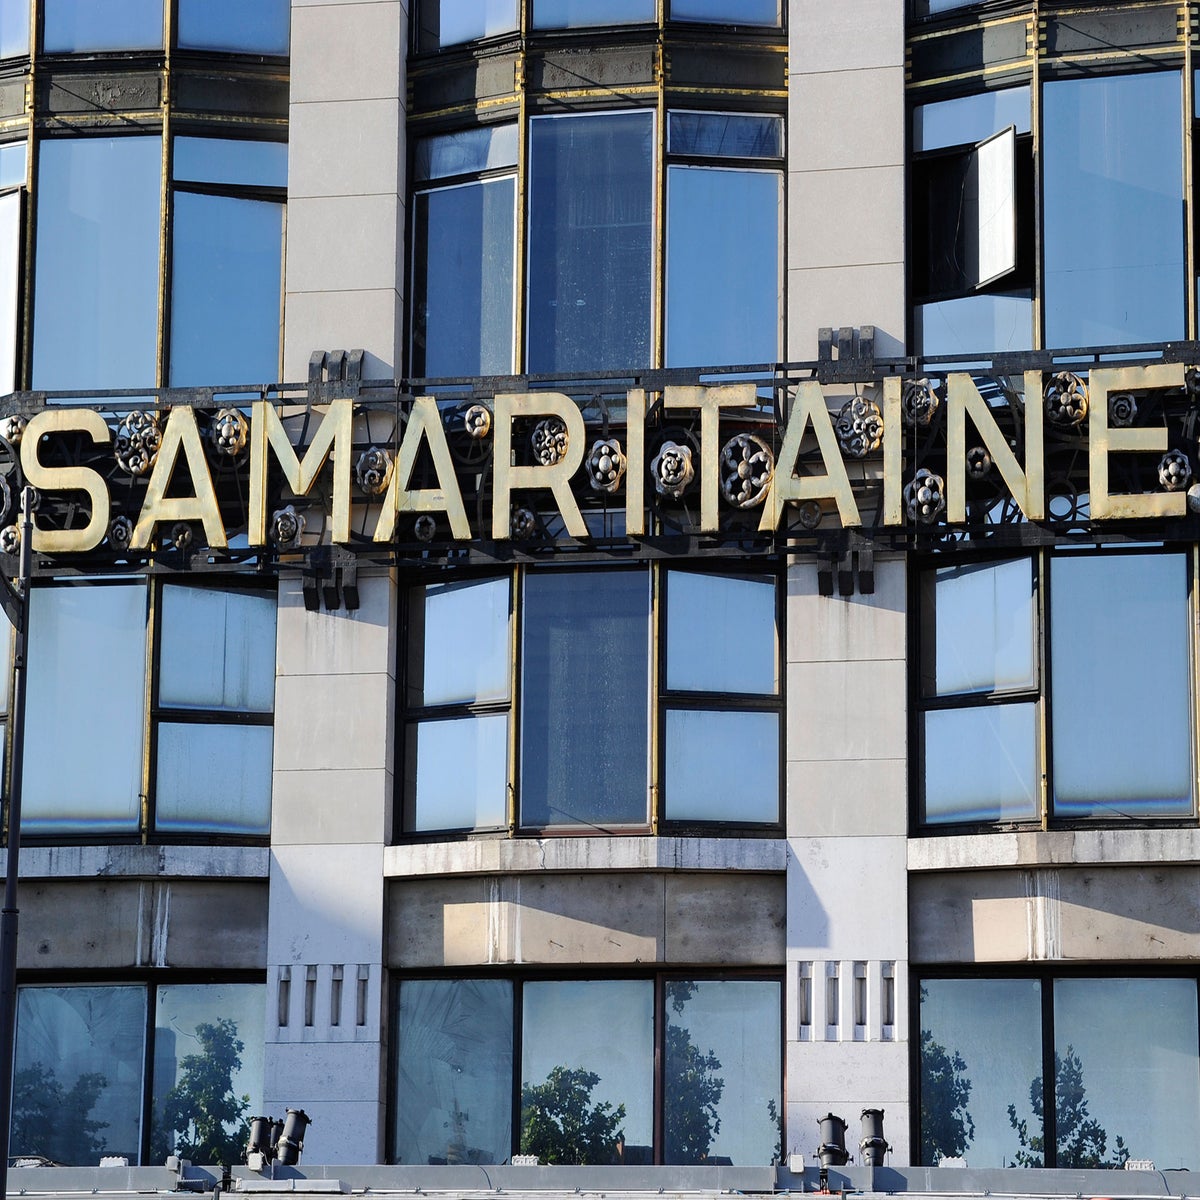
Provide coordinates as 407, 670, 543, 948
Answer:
912, 545, 1198, 833
6, 575, 277, 845
398, 562, 784, 839
912, 966, 1200, 1169
12, 970, 266, 1167
388, 968, 785, 1167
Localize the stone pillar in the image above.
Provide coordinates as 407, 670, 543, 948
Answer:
264, 570, 397, 1163
284, 0, 408, 380
785, 557, 910, 1164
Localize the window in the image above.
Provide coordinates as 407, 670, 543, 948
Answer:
12, 980, 264, 1165
918, 550, 1193, 828
410, 126, 518, 378
0, 0, 28, 57
20, 579, 276, 839
917, 974, 1200, 1169
408, 16, 785, 378
169, 137, 287, 387
176, 0, 289, 54
401, 566, 781, 835
0, 142, 26, 396
665, 112, 783, 368
391, 974, 781, 1166
43, 0, 163, 53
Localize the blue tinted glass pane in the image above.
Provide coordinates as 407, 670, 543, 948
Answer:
44, 0, 162, 51
23, 584, 145, 834
672, 0, 779, 25
1051, 554, 1191, 818
665, 709, 778, 823
924, 703, 1037, 824
160, 586, 276, 710
520, 571, 648, 827
411, 577, 510, 706
1044, 71, 1184, 348
15, 986, 146, 1164
33, 137, 161, 390
919, 978, 1043, 1167
395, 980, 514, 1166
527, 112, 653, 374
0, 141, 25, 189
410, 714, 508, 831
929, 558, 1035, 696
153, 983, 265, 1161
533, 0, 654, 28
664, 981, 781, 1165
155, 723, 272, 834
170, 192, 282, 386
666, 571, 776, 692
414, 125, 518, 183
0, 191, 18, 394
668, 112, 782, 157
522, 981, 654, 1159
413, 179, 515, 377
915, 292, 1032, 358
916, 0, 979, 12
1054, 979, 1200, 1170
178, 0, 288, 53
174, 137, 287, 188
417, 0, 517, 49
0, 0, 27, 58
667, 165, 779, 367
913, 86, 1031, 152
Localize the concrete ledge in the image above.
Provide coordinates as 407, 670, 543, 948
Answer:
909, 827, 1200, 873
385, 836, 788, 879
3, 843, 271, 880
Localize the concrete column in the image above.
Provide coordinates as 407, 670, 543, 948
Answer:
784, 556, 910, 1164
787, 0, 906, 360
264, 570, 397, 1163
284, 0, 408, 380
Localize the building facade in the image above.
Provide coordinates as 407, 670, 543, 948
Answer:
0, 0, 1196, 1191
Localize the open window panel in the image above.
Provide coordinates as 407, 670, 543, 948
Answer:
911, 124, 1033, 305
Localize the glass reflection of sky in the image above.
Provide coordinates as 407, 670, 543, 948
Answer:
665, 980, 780, 1165
665, 710, 778, 823
177, 0, 289, 54
1043, 72, 1184, 349
152, 983, 265, 1129
522, 980, 654, 1154
44, 0, 161, 51
920, 979, 1043, 1167
533, 0, 655, 29
424, 0, 516, 47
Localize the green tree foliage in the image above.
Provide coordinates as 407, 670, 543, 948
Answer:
663, 982, 726, 1163
156, 1018, 250, 1164
919, 1025, 975, 1163
520, 1066, 625, 1164
1007, 1045, 1129, 1169
11, 1062, 108, 1165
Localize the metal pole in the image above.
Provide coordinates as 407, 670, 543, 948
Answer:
0, 488, 36, 1197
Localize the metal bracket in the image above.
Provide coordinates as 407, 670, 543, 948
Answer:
301, 545, 360, 613
817, 325, 876, 384
307, 349, 366, 403
817, 544, 875, 598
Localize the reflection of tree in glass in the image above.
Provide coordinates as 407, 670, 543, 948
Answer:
11, 1062, 108, 1164
1006, 1046, 1129, 1168
919, 1020, 975, 1163
520, 1065, 625, 1164
664, 981, 725, 1163
155, 1018, 250, 1164
766, 1098, 783, 1165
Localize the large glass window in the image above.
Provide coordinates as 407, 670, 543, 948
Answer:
527, 111, 654, 375
177, 0, 289, 54
416, 0, 518, 50
0, 0, 28, 59
918, 550, 1193, 828
665, 113, 782, 368
532, 0, 656, 30
401, 566, 781, 835
1043, 71, 1184, 349
13, 980, 264, 1166
32, 137, 162, 391
43, 0, 163, 53
918, 975, 1200, 1169
392, 974, 781, 1166
19, 580, 276, 839
410, 126, 517, 378
169, 137, 286, 387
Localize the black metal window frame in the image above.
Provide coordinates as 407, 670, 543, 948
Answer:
398, 560, 785, 840
910, 543, 1198, 834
